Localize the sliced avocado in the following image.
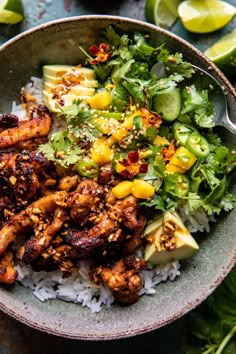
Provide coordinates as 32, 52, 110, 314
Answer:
44, 75, 99, 88
144, 215, 163, 236
43, 82, 95, 96
43, 65, 75, 77
43, 65, 96, 80
42, 91, 91, 113
144, 211, 199, 265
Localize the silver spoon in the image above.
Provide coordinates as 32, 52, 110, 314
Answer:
192, 64, 236, 134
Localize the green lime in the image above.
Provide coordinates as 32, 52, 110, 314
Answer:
178, 0, 236, 34
204, 29, 236, 74
0, 0, 24, 24
145, 0, 181, 29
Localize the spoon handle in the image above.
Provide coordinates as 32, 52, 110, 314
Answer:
223, 114, 236, 134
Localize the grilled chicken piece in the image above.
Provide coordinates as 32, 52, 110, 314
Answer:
0, 150, 50, 213
122, 215, 147, 255
0, 250, 17, 284
108, 195, 147, 231
0, 105, 51, 149
69, 180, 104, 225
94, 255, 146, 304
17, 207, 67, 263
0, 191, 68, 256
58, 175, 80, 192
32, 244, 79, 272
98, 163, 113, 185
15, 137, 48, 151
64, 214, 121, 257
0, 114, 19, 129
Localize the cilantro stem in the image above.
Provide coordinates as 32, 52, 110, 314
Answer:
215, 324, 236, 354
201, 345, 218, 354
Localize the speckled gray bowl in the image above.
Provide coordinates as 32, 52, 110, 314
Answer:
0, 15, 235, 340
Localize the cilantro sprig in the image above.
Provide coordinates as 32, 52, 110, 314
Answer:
39, 100, 103, 168
39, 131, 81, 168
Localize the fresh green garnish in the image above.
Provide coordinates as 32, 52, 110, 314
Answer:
38, 131, 81, 168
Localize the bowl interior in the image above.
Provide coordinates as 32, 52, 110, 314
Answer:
0, 16, 235, 340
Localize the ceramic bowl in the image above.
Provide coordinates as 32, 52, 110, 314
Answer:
0, 15, 235, 340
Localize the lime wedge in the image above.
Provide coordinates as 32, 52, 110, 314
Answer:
0, 0, 24, 24
178, 0, 236, 34
145, 0, 181, 29
204, 29, 236, 74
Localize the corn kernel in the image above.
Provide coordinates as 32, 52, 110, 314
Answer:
169, 146, 197, 171
131, 179, 155, 199
86, 90, 111, 110
112, 181, 133, 199
91, 142, 113, 166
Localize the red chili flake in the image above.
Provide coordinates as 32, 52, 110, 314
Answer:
89, 43, 112, 64
141, 107, 162, 128
127, 151, 139, 163
118, 151, 148, 178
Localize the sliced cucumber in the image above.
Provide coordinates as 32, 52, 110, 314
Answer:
153, 87, 181, 122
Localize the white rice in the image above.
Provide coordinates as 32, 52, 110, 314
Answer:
15, 259, 181, 313
11, 77, 210, 312
11, 77, 43, 119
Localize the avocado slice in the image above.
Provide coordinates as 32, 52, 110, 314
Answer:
43, 65, 96, 80
44, 81, 95, 96
44, 77, 98, 88
42, 91, 92, 113
144, 211, 199, 265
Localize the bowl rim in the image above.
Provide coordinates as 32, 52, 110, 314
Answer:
0, 14, 235, 340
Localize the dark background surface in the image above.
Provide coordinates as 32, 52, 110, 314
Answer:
0, 1, 235, 353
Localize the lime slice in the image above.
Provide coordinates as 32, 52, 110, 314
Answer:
0, 0, 24, 24
178, 0, 236, 34
204, 29, 236, 73
145, 0, 181, 29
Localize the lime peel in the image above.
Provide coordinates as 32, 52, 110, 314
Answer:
178, 0, 236, 34
0, 0, 24, 24
204, 29, 236, 73
145, 0, 181, 29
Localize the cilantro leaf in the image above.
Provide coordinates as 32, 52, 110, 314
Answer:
148, 74, 183, 97
156, 50, 194, 78
39, 131, 81, 168
140, 193, 165, 211
181, 85, 215, 128
59, 100, 102, 142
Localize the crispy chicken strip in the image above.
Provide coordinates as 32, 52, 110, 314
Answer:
95, 255, 146, 304
0, 250, 17, 284
0, 105, 51, 149
69, 180, 104, 225
17, 207, 67, 263
0, 191, 68, 256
